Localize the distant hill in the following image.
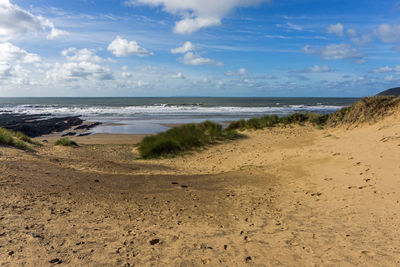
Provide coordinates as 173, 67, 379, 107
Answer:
377, 87, 400, 97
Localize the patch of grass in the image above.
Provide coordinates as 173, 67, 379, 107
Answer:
13, 131, 42, 146
0, 127, 38, 151
137, 121, 241, 159
226, 119, 246, 131
226, 113, 328, 131
55, 138, 78, 147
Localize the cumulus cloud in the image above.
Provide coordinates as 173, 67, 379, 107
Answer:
0, 62, 14, 78
107, 36, 152, 57
0, 42, 41, 63
181, 52, 223, 66
0, 0, 67, 39
346, 29, 372, 46
61, 48, 104, 63
47, 47, 113, 82
172, 41, 222, 66
124, 0, 268, 34
327, 23, 344, 36
46, 61, 113, 81
375, 24, 400, 43
303, 43, 363, 63
171, 41, 194, 54
175, 17, 221, 34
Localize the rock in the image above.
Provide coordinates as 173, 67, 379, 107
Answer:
245, 256, 252, 262
30, 232, 41, 238
8, 251, 14, 256
0, 113, 83, 137
75, 122, 102, 130
149, 239, 160, 245
49, 258, 62, 264
62, 132, 76, 137
77, 132, 91, 137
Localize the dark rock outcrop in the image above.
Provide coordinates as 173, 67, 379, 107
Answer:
0, 113, 84, 137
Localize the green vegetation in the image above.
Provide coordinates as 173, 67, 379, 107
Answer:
137, 96, 400, 159
55, 138, 78, 147
227, 113, 329, 131
0, 128, 41, 151
137, 113, 329, 159
137, 120, 241, 159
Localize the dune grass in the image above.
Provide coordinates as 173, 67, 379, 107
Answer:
137, 120, 241, 159
55, 138, 78, 147
327, 96, 400, 126
226, 113, 329, 131
137, 114, 329, 159
0, 128, 41, 151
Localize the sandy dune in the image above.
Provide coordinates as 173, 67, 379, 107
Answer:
1, 113, 400, 266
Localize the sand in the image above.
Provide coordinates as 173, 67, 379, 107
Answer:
1, 113, 400, 266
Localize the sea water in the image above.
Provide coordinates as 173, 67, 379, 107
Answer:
0, 97, 359, 134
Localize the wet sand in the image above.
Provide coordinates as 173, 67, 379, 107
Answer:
1, 112, 400, 265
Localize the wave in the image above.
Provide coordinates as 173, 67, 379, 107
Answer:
0, 104, 343, 119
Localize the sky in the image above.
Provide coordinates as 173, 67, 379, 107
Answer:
1, 0, 400, 97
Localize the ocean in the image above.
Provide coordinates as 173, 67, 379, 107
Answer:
0, 97, 359, 134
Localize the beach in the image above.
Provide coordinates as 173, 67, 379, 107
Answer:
1, 104, 400, 266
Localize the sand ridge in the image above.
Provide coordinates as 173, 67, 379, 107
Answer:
1, 116, 400, 265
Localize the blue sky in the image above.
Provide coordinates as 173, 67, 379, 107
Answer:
1, 0, 400, 97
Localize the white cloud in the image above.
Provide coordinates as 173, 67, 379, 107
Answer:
346, 29, 372, 46
61, 48, 104, 63
293, 65, 331, 73
181, 52, 223, 66
121, 72, 133, 78
371, 66, 400, 73
46, 61, 114, 81
0, 42, 41, 63
371, 66, 393, 73
384, 75, 395, 81
327, 23, 344, 36
375, 24, 400, 43
174, 17, 221, 34
226, 68, 248, 76
171, 41, 194, 54
171, 72, 185, 79
124, 0, 268, 34
0, 62, 14, 78
0, 0, 67, 39
107, 36, 152, 57
47, 46, 114, 82
346, 29, 357, 37
303, 43, 363, 62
